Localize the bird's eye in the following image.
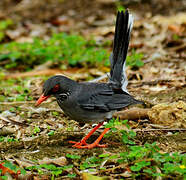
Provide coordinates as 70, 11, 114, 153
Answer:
52, 84, 59, 92
59, 93, 68, 99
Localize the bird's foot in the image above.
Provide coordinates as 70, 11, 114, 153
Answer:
69, 140, 88, 146
69, 140, 107, 149
69, 127, 110, 149
76, 143, 107, 149
73, 142, 107, 149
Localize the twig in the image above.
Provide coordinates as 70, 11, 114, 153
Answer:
0, 101, 35, 105
0, 101, 53, 105
100, 158, 154, 173
128, 78, 186, 89
88, 73, 109, 82
128, 79, 174, 87
134, 128, 186, 132
0, 116, 28, 126
73, 167, 81, 176
99, 164, 127, 173
168, 43, 186, 52
0, 116, 12, 123
149, 124, 171, 129
114, 108, 149, 120
0, 127, 15, 136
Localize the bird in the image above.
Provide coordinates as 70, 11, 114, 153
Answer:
35, 10, 144, 149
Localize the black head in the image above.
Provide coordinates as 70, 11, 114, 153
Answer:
36, 75, 76, 106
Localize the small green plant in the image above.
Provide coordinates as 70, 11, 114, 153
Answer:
115, 1, 125, 12
52, 111, 59, 116
0, 161, 26, 179
32, 126, 41, 135
172, 34, 180, 41
0, 136, 5, 142
105, 117, 121, 131
0, 78, 33, 102
9, 107, 16, 113
77, 119, 186, 179
67, 173, 76, 178
48, 130, 55, 136
105, 119, 136, 144
26, 163, 74, 179
127, 49, 144, 68
0, 136, 18, 142
66, 154, 81, 160
80, 156, 102, 171
0, 19, 13, 42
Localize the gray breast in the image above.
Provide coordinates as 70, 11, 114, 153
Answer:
56, 98, 113, 124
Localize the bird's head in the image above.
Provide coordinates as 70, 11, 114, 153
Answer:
35, 75, 75, 106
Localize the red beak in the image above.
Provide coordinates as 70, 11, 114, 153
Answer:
35, 94, 50, 106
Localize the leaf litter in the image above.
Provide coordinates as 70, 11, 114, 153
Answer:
0, 0, 186, 179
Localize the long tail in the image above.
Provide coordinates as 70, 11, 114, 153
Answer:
109, 10, 133, 92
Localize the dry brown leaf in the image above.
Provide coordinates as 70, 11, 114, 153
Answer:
14, 158, 36, 167
39, 157, 67, 166
0, 127, 15, 136
148, 101, 186, 128
89, 69, 105, 77
168, 25, 183, 34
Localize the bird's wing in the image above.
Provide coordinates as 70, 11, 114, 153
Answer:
77, 83, 139, 112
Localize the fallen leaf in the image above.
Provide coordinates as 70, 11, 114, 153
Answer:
168, 24, 183, 34
82, 173, 109, 180
39, 157, 67, 166
148, 101, 186, 128
14, 158, 36, 167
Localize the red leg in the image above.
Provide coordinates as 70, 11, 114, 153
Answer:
75, 128, 110, 149
69, 122, 104, 147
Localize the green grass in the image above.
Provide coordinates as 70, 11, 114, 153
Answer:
0, 33, 110, 70
126, 49, 144, 68
0, 78, 33, 102
0, 32, 144, 71
0, 136, 18, 143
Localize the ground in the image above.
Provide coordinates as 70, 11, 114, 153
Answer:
0, 0, 185, 179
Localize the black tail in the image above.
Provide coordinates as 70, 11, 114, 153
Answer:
110, 10, 133, 91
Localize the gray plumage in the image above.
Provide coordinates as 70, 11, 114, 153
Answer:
109, 10, 133, 92
41, 10, 143, 124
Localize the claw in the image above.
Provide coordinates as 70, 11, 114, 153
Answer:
69, 140, 107, 149
74, 142, 107, 149
69, 140, 87, 146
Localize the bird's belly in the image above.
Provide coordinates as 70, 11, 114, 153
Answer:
57, 101, 113, 124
